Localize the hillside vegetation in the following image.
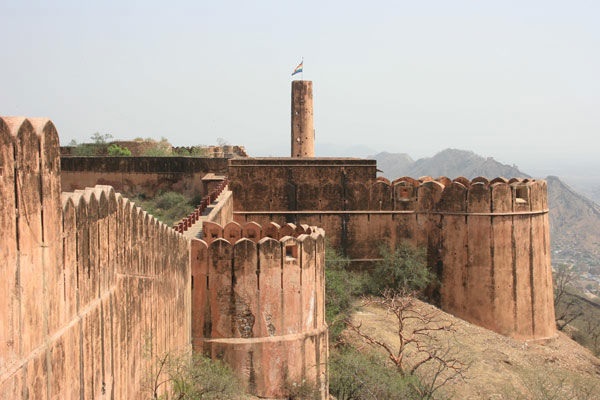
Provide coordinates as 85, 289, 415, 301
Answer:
327, 244, 600, 399
344, 299, 600, 399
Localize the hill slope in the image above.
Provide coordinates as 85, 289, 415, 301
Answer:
346, 299, 600, 399
547, 176, 600, 267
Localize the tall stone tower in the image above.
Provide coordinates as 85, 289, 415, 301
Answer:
291, 80, 314, 157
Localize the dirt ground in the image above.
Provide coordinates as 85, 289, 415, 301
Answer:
344, 298, 600, 399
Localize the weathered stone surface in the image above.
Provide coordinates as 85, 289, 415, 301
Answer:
2, 113, 556, 400
60, 156, 228, 198
230, 157, 555, 340
0, 117, 191, 399
291, 80, 314, 157
193, 223, 328, 398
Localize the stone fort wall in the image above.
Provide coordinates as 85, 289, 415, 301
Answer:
60, 156, 228, 198
191, 221, 327, 398
0, 118, 190, 399
229, 158, 556, 340
1, 117, 329, 399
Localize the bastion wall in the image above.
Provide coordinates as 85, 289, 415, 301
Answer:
229, 158, 556, 340
191, 221, 328, 398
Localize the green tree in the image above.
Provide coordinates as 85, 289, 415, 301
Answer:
133, 192, 195, 226
325, 245, 365, 341
367, 242, 431, 296
71, 143, 98, 156
142, 137, 173, 156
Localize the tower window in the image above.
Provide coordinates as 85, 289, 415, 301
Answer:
515, 187, 529, 203
285, 244, 298, 259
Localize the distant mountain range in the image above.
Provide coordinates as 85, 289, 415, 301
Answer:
371, 149, 600, 270
371, 148, 529, 180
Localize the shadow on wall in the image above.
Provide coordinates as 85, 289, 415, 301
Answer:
0, 117, 190, 399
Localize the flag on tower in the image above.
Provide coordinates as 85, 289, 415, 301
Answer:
291, 61, 303, 76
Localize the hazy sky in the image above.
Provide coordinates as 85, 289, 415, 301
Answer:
1, 0, 599, 177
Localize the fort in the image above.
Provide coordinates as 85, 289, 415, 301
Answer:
0, 80, 555, 398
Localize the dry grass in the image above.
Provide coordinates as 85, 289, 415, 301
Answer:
343, 298, 600, 399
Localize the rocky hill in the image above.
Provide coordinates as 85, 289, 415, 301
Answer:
371, 150, 600, 271
372, 149, 528, 180
547, 176, 600, 268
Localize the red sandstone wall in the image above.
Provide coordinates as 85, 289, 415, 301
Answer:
60, 156, 228, 198
229, 158, 376, 212
0, 118, 191, 399
230, 159, 555, 340
191, 222, 328, 399
204, 190, 233, 226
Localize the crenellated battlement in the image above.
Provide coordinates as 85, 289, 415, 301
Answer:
371, 175, 548, 213
202, 220, 325, 244
2, 113, 555, 398
228, 158, 549, 216
230, 157, 556, 341
191, 221, 327, 398
1, 116, 192, 399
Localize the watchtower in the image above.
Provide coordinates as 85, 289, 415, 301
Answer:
291, 80, 314, 157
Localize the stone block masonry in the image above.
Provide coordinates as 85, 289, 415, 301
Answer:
191, 221, 328, 399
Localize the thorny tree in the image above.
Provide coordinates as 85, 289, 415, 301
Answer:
346, 289, 468, 399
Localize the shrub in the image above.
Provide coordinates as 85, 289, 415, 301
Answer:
325, 245, 366, 341
154, 192, 187, 210
169, 354, 241, 399
107, 143, 132, 156
367, 242, 432, 295
141, 137, 173, 156
143, 147, 172, 156
72, 142, 101, 156
147, 351, 242, 399
285, 378, 321, 400
134, 192, 194, 226
329, 346, 421, 400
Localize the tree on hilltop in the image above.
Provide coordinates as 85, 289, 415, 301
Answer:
345, 242, 468, 399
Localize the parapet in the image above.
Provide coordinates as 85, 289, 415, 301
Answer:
202, 221, 324, 244
174, 178, 229, 233
191, 221, 327, 398
371, 175, 548, 213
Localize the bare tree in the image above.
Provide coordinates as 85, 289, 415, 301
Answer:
346, 289, 468, 399
553, 264, 584, 330
578, 306, 600, 356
